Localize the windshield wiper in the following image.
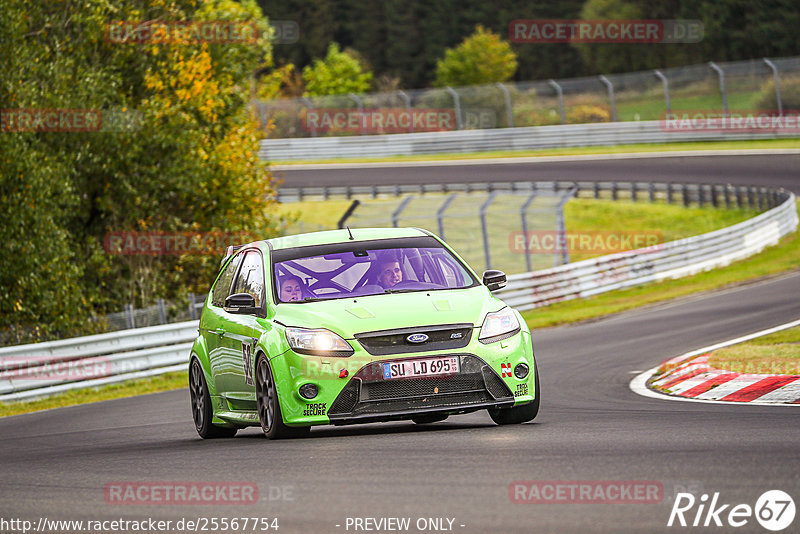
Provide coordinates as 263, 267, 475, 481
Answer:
383, 288, 418, 294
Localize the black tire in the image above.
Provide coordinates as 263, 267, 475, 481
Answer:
190, 359, 237, 439
255, 353, 310, 440
488, 362, 540, 425
411, 413, 449, 424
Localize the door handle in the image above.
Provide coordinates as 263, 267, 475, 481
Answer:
212, 328, 226, 337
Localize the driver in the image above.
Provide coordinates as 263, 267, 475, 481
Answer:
376, 253, 403, 289
278, 274, 306, 302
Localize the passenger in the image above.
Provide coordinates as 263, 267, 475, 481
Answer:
375, 253, 403, 289
278, 274, 305, 302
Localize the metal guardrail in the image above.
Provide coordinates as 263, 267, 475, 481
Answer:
495, 190, 797, 310
0, 183, 795, 401
259, 120, 799, 161
0, 321, 199, 402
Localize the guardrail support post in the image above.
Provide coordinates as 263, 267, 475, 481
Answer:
667, 183, 673, 204
520, 190, 539, 272
593, 181, 600, 199
445, 87, 464, 130
763, 59, 783, 116
188, 293, 197, 321
631, 182, 637, 202
724, 186, 731, 209
599, 75, 618, 122
653, 70, 671, 117
709, 62, 728, 117
480, 192, 499, 269
397, 90, 414, 132
547, 80, 566, 124
747, 187, 755, 209
611, 182, 618, 201
698, 185, 705, 207
648, 182, 655, 203
497, 82, 514, 128
436, 193, 458, 240
736, 186, 743, 208
682, 184, 689, 207
711, 185, 719, 208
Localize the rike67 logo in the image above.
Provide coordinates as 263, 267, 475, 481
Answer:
668, 490, 795, 531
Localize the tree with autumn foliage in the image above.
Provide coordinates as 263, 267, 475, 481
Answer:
0, 0, 281, 343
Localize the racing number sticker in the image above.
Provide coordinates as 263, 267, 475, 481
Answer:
242, 340, 255, 387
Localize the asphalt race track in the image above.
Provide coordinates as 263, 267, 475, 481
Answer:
1, 154, 798, 534
275, 152, 800, 194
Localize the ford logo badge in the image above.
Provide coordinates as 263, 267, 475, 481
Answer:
406, 333, 429, 343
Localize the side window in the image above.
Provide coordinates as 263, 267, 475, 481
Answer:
212, 253, 243, 307
232, 251, 265, 307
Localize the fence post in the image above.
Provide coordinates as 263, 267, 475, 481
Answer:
547, 80, 566, 124
125, 303, 135, 329
762, 58, 783, 116
391, 196, 414, 227
397, 90, 414, 132
653, 70, 671, 116
520, 190, 539, 273
300, 97, 317, 137
445, 87, 463, 130
496, 82, 514, 128
158, 299, 167, 324
436, 193, 458, 240
188, 293, 196, 321
599, 75, 618, 122
555, 188, 575, 266
348, 93, 366, 135
479, 192, 499, 270
337, 199, 361, 229
709, 62, 728, 117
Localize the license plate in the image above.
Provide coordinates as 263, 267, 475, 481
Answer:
382, 356, 460, 380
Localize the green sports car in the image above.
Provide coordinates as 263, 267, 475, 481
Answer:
189, 227, 539, 439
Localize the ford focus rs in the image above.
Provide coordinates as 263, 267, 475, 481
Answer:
189, 227, 539, 439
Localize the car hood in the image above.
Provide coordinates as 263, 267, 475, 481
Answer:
273, 286, 504, 338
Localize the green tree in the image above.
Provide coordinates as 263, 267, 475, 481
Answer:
302, 43, 373, 96
434, 25, 517, 87
0, 0, 280, 343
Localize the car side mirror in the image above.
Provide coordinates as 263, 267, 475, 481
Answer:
482, 270, 507, 292
224, 293, 257, 314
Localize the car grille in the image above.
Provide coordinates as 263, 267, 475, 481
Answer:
327, 354, 513, 420
354, 323, 473, 356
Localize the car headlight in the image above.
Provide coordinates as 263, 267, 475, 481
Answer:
285, 327, 354, 357
479, 308, 520, 344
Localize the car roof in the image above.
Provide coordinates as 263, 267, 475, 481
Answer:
266, 227, 430, 251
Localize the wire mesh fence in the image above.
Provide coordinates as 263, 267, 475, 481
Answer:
259, 56, 800, 138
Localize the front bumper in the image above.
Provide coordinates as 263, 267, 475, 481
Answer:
272, 327, 536, 426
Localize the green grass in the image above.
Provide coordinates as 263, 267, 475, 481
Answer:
521, 202, 800, 329
707, 326, 800, 375
271, 138, 799, 165
0, 371, 188, 418
615, 90, 763, 122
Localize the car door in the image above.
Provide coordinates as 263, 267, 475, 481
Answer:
201, 250, 244, 397
218, 249, 267, 406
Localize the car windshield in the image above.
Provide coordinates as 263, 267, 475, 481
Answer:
272, 237, 477, 303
